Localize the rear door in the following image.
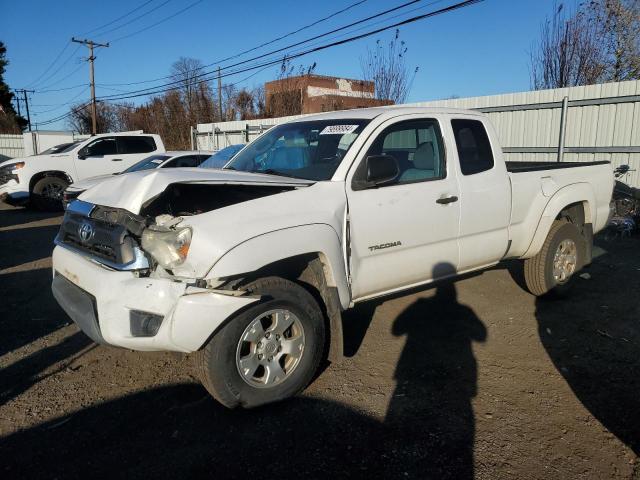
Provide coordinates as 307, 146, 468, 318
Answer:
116, 136, 158, 170
346, 116, 461, 300
450, 117, 511, 270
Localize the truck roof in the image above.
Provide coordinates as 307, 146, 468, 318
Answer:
300, 106, 485, 122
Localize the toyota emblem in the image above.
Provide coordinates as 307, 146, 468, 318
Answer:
78, 222, 94, 243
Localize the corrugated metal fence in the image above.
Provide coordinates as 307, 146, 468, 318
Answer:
196, 79, 640, 187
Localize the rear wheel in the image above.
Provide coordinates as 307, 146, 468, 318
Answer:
195, 276, 325, 408
523, 220, 587, 297
31, 176, 68, 211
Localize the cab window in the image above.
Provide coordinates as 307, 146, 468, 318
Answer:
363, 119, 446, 185
84, 137, 117, 157
451, 119, 494, 175
117, 136, 156, 154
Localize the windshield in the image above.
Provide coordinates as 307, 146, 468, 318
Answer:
199, 144, 244, 169
39, 142, 79, 155
225, 119, 370, 180
123, 154, 171, 173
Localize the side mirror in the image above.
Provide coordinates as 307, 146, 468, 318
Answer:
366, 154, 399, 186
77, 148, 88, 160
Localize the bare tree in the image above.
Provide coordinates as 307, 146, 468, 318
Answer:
253, 85, 267, 118
530, 1, 639, 89
530, 3, 606, 89
68, 101, 121, 134
360, 29, 419, 104
587, 0, 640, 81
234, 89, 255, 120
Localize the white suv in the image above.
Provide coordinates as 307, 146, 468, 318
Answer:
0, 132, 165, 210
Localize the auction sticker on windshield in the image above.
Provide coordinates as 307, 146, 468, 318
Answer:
319, 125, 360, 135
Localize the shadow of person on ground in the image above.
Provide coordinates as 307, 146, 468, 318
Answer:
1, 265, 487, 479
385, 263, 487, 479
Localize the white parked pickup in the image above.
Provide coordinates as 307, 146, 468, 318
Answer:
51, 107, 614, 408
0, 132, 165, 210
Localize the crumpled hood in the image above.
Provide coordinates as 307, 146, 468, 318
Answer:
78, 167, 313, 213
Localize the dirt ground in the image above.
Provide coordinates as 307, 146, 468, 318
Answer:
0, 202, 638, 479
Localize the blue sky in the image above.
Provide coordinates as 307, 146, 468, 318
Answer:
2, 0, 562, 130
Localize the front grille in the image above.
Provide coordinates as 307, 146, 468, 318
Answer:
56, 210, 137, 265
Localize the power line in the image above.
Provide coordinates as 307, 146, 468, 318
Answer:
36, 99, 93, 127
99, 0, 472, 103
110, 0, 203, 43
96, 0, 429, 99
98, 0, 373, 87
32, 45, 82, 90
37, 83, 89, 94
35, 63, 86, 92
26, 42, 71, 87
32, 87, 90, 114
82, 0, 157, 36
91, 0, 173, 39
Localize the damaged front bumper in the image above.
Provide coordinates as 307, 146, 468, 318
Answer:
52, 245, 259, 352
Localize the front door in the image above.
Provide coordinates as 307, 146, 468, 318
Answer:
74, 136, 122, 180
346, 117, 461, 301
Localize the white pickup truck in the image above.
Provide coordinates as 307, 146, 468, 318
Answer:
51, 107, 613, 408
0, 132, 165, 210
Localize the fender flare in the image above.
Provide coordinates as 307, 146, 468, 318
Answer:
205, 223, 351, 309
522, 183, 595, 259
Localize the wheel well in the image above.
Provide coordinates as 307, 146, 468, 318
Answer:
556, 202, 586, 226
555, 201, 593, 266
29, 171, 72, 193
231, 253, 344, 362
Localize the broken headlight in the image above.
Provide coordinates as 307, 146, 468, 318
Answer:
141, 225, 192, 270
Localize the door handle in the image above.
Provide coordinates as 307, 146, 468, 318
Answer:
436, 195, 459, 205
111, 158, 123, 162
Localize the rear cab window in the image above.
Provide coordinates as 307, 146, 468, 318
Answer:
451, 119, 494, 175
117, 136, 157, 154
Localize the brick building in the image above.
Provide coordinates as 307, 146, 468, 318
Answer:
264, 74, 393, 115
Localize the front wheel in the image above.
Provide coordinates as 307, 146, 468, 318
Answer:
31, 176, 68, 211
195, 276, 325, 408
523, 220, 587, 297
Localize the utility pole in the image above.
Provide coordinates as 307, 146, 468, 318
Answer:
217, 66, 223, 121
15, 89, 34, 131
72, 37, 109, 135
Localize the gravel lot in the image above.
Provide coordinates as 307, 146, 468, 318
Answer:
0, 203, 638, 479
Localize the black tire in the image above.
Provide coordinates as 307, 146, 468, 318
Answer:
195, 276, 325, 409
523, 220, 587, 297
31, 176, 68, 211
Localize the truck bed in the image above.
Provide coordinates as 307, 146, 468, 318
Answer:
505, 160, 610, 173
505, 159, 613, 259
